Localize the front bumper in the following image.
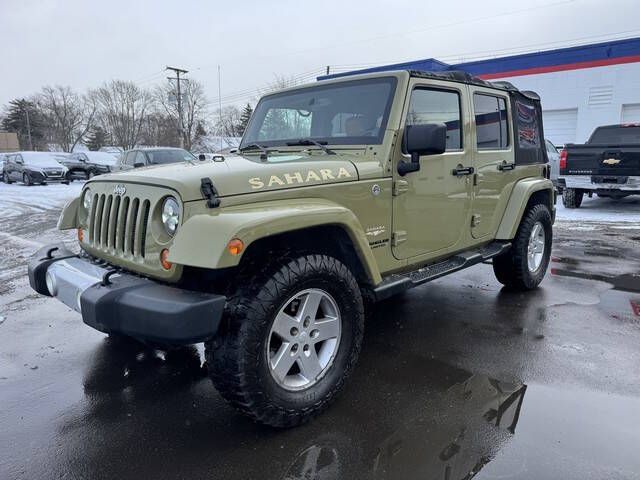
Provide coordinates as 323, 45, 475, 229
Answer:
562, 175, 640, 192
28, 245, 226, 345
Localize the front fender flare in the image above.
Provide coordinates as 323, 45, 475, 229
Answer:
169, 199, 382, 284
57, 197, 80, 230
495, 178, 554, 240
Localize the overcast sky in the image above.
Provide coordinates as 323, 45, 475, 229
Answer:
1, 0, 639, 109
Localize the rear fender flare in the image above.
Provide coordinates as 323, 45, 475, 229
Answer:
496, 178, 554, 240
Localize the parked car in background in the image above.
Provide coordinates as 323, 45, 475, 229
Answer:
111, 147, 198, 172
3, 152, 69, 185
1, 153, 8, 181
60, 151, 119, 180
545, 139, 560, 188
559, 124, 640, 207
99, 146, 124, 156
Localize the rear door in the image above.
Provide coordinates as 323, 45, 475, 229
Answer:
392, 79, 473, 259
469, 87, 516, 239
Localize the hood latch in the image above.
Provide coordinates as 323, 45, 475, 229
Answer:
200, 177, 221, 208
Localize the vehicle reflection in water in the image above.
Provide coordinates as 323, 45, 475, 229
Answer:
69, 337, 527, 480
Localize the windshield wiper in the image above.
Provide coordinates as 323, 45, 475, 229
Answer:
238, 143, 271, 160
286, 139, 336, 155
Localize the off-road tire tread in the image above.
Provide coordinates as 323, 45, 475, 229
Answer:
562, 188, 583, 208
206, 253, 364, 428
493, 203, 552, 291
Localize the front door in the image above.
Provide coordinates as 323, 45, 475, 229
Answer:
392, 81, 473, 260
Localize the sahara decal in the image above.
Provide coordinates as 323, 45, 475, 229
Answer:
248, 167, 353, 190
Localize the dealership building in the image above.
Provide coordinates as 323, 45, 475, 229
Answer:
321, 37, 640, 147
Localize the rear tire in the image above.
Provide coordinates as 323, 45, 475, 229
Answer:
3, 172, 12, 184
562, 188, 583, 208
493, 203, 552, 291
206, 254, 364, 427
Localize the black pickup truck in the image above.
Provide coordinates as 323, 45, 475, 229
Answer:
559, 124, 640, 208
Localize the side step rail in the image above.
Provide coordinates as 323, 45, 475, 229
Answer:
373, 241, 511, 301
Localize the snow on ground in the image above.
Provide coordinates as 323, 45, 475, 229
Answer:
555, 195, 640, 225
0, 181, 83, 220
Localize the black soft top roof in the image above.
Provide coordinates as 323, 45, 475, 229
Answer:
408, 70, 541, 101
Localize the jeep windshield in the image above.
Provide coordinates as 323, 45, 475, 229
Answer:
241, 77, 397, 149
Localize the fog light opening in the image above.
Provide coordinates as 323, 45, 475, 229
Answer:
45, 271, 57, 296
160, 249, 172, 270
227, 238, 244, 256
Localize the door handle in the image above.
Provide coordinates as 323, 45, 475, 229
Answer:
452, 165, 474, 176
498, 162, 516, 171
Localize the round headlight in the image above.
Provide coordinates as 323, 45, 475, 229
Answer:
162, 197, 180, 236
82, 189, 92, 211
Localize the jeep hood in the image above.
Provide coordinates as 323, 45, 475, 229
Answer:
89, 154, 360, 201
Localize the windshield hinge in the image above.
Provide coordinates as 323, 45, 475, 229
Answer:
200, 177, 221, 208
393, 179, 409, 196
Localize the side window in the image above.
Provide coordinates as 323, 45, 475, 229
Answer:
406, 88, 462, 150
124, 152, 135, 165
473, 93, 509, 150
134, 151, 148, 165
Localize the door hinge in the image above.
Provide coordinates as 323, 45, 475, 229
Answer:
471, 214, 481, 228
393, 179, 409, 196
392, 230, 407, 246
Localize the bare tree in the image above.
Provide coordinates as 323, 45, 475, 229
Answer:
94, 80, 152, 150
212, 105, 243, 138
38, 86, 97, 152
155, 79, 208, 150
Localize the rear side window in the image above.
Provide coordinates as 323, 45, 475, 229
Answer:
473, 94, 509, 149
406, 88, 462, 150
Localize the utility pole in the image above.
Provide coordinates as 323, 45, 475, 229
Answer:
25, 108, 33, 150
166, 66, 188, 149
218, 65, 223, 152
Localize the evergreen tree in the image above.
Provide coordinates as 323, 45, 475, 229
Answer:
85, 125, 108, 151
1, 99, 45, 150
238, 103, 253, 135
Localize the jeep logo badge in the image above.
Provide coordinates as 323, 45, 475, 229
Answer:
603, 158, 621, 165
113, 184, 126, 196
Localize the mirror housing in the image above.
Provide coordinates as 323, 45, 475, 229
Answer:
398, 123, 447, 176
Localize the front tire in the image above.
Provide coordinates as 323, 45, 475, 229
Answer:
206, 254, 364, 427
562, 188, 583, 208
23, 173, 31, 186
493, 203, 552, 290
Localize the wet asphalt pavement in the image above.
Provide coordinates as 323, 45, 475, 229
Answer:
1, 193, 640, 479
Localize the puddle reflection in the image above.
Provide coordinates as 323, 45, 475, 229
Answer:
63, 339, 528, 480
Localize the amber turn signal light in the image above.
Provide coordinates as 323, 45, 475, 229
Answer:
160, 248, 172, 270
77, 228, 84, 242
227, 238, 244, 256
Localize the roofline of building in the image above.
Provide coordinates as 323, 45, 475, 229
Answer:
318, 36, 640, 81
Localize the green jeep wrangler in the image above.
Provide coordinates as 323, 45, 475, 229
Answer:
29, 70, 554, 427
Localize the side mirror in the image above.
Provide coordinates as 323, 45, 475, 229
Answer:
398, 123, 447, 176
198, 154, 206, 161
133, 162, 145, 168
